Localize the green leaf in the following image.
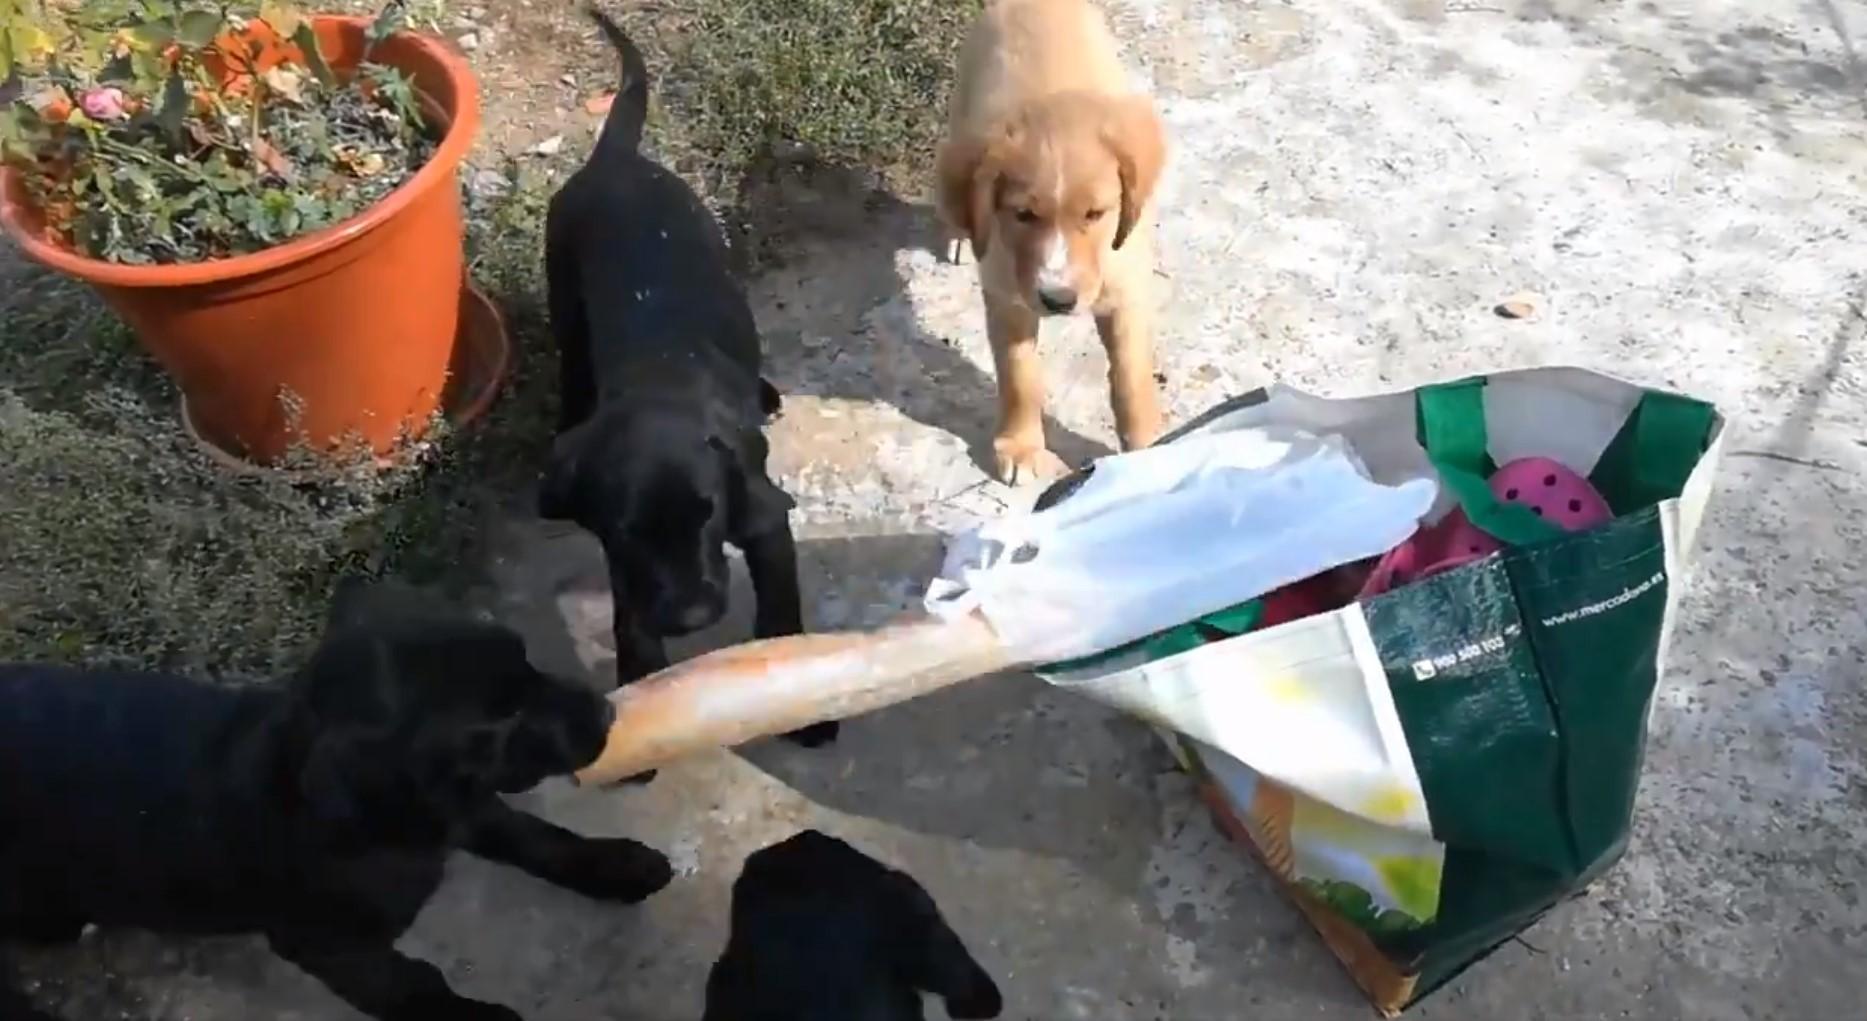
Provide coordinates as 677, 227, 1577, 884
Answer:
204, 152, 252, 193
77, 0, 138, 28
0, 105, 30, 164
5, 23, 59, 75
176, 10, 223, 50
291, 23, 335, 87
364, 0, 408, 56
130, 21, 175, 50
124, 164, 158, 197
291, 190, 327, 227
155, 69, 188, 147
129, 49, 167, 89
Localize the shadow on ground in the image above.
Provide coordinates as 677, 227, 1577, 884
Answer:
733, 158, 1114, 474
1500, 0, 1867, 133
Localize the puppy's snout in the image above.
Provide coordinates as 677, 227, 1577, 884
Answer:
675, 602, 717, 632
511, 682, 613, 783
1038, 286, 1078, 314
552, 687, 614, 774
1034, 234, 1079, 314
656, 588, 726, 636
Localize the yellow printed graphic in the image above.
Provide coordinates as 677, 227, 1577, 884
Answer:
1359, 783, 1420, 826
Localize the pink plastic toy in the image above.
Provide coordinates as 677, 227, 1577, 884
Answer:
1358, 457, 1613, 598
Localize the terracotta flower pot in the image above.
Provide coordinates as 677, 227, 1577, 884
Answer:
0, 16, 482, 464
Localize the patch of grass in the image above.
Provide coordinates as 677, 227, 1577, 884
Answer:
0, 269, 369, 675
644, 0, 979, 197
0, 393, 353, 674
398, 0, 451, 32
0, 165, 564, 678
333, 0, 451, 32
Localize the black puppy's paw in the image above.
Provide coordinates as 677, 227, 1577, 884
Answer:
590, 766, 658, 786
423, 997, 523, 1021
782, 720, 839, 748
0, 995, 60, 1021
13, 915, 86, 945
564, 837, 676, 903
946, 980, 1005, 1020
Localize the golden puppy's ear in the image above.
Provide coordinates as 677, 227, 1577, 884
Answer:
935, 137, 982, 254
936, 135, 1001, 259
1106, 96, 1166, 251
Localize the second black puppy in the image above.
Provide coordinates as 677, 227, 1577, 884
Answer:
705, 831, 1003, 1021
543, 11, 834, 748
0, 584, 672, 1021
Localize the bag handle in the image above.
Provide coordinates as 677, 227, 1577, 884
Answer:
1415, 379, 1568, 546
1586, 390, 1716, 515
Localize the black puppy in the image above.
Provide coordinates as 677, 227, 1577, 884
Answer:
0, 586, 673, 1021
542, 11, 834, 748
705, 831, 1004, 1021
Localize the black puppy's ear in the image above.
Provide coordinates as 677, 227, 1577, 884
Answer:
539, 422, 595, 521
889, 872, 1003, 1019
289, 631, 396, 835
299, 734, 366, 830
758, 377, 783, 419
325, 575, 374, 631
709, 431, 796, 538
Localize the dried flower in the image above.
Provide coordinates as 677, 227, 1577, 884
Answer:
28, 88, 73, 123
263, 66, 308, 104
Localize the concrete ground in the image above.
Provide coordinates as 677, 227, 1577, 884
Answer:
17, 0, 1867, 1018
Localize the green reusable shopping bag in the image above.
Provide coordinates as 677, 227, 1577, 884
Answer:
1036, 369, 1722, 1015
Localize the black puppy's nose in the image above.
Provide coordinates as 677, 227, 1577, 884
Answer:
676, 602, 717, 632
1038, 287, 1078, 314
658, 590, 726, 635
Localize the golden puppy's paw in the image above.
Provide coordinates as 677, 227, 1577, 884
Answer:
993, 435, 1068, 486
1115, 389, 1166, 452
1119, 415, 1164, 453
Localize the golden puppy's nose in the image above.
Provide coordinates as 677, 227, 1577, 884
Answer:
1038, 286, 1078, 314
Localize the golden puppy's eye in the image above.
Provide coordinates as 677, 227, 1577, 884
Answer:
1084, 208, 1107, 223
1014, 208, 1039, 224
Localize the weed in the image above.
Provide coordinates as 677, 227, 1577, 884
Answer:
643, 0, 978, 198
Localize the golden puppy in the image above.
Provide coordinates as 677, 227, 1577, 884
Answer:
936, 0, 1167, 485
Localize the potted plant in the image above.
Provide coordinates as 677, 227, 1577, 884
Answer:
0, 0, 493, 464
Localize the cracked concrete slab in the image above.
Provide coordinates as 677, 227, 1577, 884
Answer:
15, 1, 1867, 1018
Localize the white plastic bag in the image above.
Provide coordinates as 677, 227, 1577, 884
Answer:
923, 426, 1437, 664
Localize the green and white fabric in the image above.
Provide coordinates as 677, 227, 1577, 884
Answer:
1028, 368, 1722, 1007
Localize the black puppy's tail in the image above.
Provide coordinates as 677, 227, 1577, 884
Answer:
586, 5, 651, 160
